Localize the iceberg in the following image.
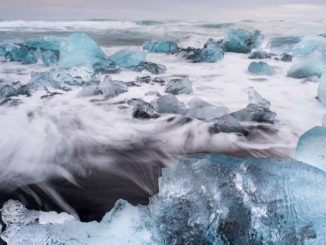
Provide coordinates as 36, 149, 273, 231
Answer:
287, 52, 326, 79
78, 76, 128, 99
131, 62, 167, 74
248, 50, 274, 59
109, 50, 146, 68
165, 77, 193, 95
221, 29, 263, 53
318, 73, 326, 106
2, 154, 326, 244
269, 36, 302, 52
248, 62, 275, 75
127, 98, 159, 119
230, 87, 276, 123
177, 47, 224, 63
292, 36, 326, 57
152, 95, 186, 114
59, 33, 117, 73
143, 40, 178, 54
296, 126, 326, 172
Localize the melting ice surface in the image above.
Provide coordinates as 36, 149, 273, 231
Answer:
2, 154, 326, 244
0, 19, 326, 244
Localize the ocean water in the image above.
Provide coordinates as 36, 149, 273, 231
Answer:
0, 19, 326, 244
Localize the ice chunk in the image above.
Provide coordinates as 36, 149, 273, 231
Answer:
187, 97, 212, 108
247, 87, 271, 108
78, 76, 128, 99
185, 106, 228, 121
280, 53, 293, 62
41, 50, 59, 66
131, 62, 166, 74
248, 50, 274, 59
127, 98, 159, 119
1, 44, 29, 62
0, 38, 61, 66
30, 67, 98, 91
248, 62, 275, 75
269, 36, 302, 52
213, 114, 246, 134
177, 47, 224, 63
143, 40, 178, 53
0, 84, 19, 100
185, 97, 229, 120
1, 199, 157, 245
287, 52, 326, 79
21, 50, 38, 65
296, 126, 326, 171
0, 80, 31, 100
221, 29, 263, 53
292, 36, 326, 57
30, 71, 65, 90
2, 154, 326, 244
165, 77, 193, 95
318, 73, 326, 106
59, 33, 117, 73
152, 95, 186, 114
204, 38, 223, 49
230, 88, 276, 123
109, 50, 146, 68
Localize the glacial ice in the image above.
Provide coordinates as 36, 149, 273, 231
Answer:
177, 46, 224, 63
185, 97, 229, 120
248, 50, 274, 59
269, 36, 302, 52
0, 38, 61, 66
109, 50, 147, 68
230, 88, 276, 123
318, 73, 326, 106
0, 43, 29, 62
0, 81, 22, 100
165, 77, 193, 95
21, 50, 38, 65
2, 154, 326, 244
59, 33, 117, 73
204, 38, 223, 49
280, 53, 293, 62
152, 95, 186, 114
292, 36, 326, 57
296, 126, 326, 172
287, 52, 326, 79
30, 67, 98, 91
127, 98, 159, 119
78, 76, 128, 99
143, 40, 179, 54
221, 29, 263, 53
248, 62, 275, 75
131, 61, 167, 74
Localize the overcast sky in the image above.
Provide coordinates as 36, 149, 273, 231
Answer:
1, 0, 325, 21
